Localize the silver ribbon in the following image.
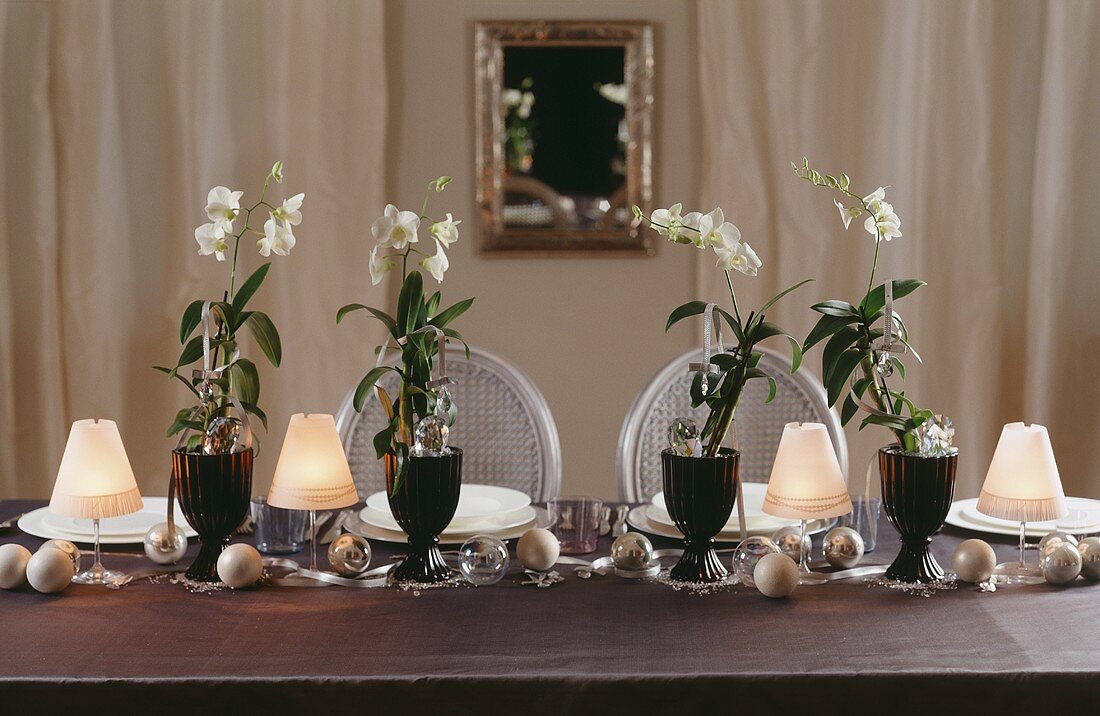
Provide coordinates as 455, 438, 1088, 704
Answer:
264, 557, 395, 588
689, 302, 725, 375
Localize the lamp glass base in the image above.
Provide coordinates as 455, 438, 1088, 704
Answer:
992, 561, 1045, 585
73, 566, 127, 587
798, 566, 828, 586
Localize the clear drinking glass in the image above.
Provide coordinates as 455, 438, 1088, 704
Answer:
549, 496, 603, 554
842, 496, 881, 553
251, 496, 307, 554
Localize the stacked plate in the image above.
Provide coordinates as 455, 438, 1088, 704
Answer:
627, 482, 831, 541
348, 484, 547, 544
18, 497, 198, 545
945, 497, 1100, 538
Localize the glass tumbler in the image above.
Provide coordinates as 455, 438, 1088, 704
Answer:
251, 496, 307, 555
549, 496, 603, 554
842, 496, 882, 553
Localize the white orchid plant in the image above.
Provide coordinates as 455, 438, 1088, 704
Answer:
338, 177, 473, 489
633, 203, 810, 457
155, 161, 298, 449
793, 157, 941, 454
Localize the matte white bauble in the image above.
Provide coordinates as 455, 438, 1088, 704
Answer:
0, 543, 32, 589
1042, 542, 1082, 585
216, 543, 264, 588
517, 528, 559, 572
952, 539, 997, 583
26, 548, 74, 594
1077, 537, 1100, 582
41, 539, 82, 575
753, 552, 799, 598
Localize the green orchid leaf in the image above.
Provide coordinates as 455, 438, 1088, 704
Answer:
430, 297, 474, 329
825, 348, 865, 406
822, 326, 862, 384
840, 394, 860, 426
764, 375, 778, 404
756, 278, 813, 318
787, 336, 803, 374
153, 365, 200, 396
396, 271, 424, 337
229, 358, 260, 406
353, 365, 401, 413
173, 336, 205, 375
425, 291, 441, 318
179, 300, 203, 344
860, 279, 925, 317
665, 301, 709, 332
232, 262, 271, 314
244, 311, 282, 367
811, 300, 860, 318
803, 313, 858, 351
240, 401, 268, 431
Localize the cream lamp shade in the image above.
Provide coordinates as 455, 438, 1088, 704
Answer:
763, 422, 852, 520
976, 422, 1066, 522
268, 413, 358, 511
49, 419, 143, 519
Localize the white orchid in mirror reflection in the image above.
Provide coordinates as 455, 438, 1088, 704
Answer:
195, 222, 228, 262
273, 192, 305, 226
258, 218, 295, 257
372, 204, 421, 249
205, 186, 243, 234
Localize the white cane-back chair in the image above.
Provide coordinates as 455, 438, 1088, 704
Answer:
335, 346, 562, 502
617, 346, 847, 502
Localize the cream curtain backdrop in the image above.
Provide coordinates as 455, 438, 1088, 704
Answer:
0, 0, 388, 498
696, 0, 1100, 498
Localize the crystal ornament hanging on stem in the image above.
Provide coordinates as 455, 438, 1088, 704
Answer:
874, 280, 906, 378
415, 329, 455, 456
688, 303, 724, 394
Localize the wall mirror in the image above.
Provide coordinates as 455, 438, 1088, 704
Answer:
475, 21, 654, 254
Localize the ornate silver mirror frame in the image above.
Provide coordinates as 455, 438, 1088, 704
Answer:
475, 20, 655, 254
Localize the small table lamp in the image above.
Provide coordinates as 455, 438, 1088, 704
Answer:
49, 419, 143, 586
268, 414, 359, 573
977, 422, 1066, 585
763, 422, 853, 585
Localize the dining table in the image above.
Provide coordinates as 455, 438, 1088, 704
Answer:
1, 498, 1098, 714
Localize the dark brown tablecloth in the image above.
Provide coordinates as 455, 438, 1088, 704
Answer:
1, 499, 1098, 714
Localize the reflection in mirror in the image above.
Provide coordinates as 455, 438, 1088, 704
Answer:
476, 22, 654, 253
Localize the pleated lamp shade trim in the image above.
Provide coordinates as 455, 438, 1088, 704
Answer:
48, 486, 144, 519
976, 489, 1067, 523
267, 482, 358, 511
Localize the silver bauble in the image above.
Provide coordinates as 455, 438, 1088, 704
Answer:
458, 535, 509, 586
1077, 537, 1100, 582
327, 533, 372, 577
1041, 542, 1083, 585
1037, 531, 1078, 562
611, 532, 655, 571
822, 527, 864, 569
41, 539, 82, 575
952, 538, 997, 583
143, 522, 188, 565
772, 526, 810, 562
732, 536, 780, 588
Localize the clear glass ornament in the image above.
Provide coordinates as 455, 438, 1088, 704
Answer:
771, 525, 810, 562
413, 414, 449, 456
435, 386, 453, 417
732, 536, 780, 588
175, 400, 253, 456
916, 414, 955, 457
875, 351, 894, 377
667, 416, 700, 457
611, 532, 654, 571
458, 535, 509, 586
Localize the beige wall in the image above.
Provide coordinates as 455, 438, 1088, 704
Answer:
385, 0, 700, 499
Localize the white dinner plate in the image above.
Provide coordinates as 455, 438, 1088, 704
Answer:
364, 484, 531, 530
645, 505, 794, 534
359, 504, 537, 535
960, 497, 1100, 534
652, 482, 770, 519
19, 497, 198, 544
946, 497, 1100, 538
626, 505, 830, 543
346, 506, 551, 545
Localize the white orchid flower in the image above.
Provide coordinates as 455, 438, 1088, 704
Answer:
371, 204, 420, 249
195, 222, 228, 262
715, 240, 761, 276
649, 203, 683, 235
834, 199, 862, 230
430, 213, 461, 247
680, 211, 704, 247
420, 241, 449, 283
698, 207, 742, 249
257, 217, 296, 257
273, 193, 305, 226
205, 186, 243, 234
860, 188, 903, 241
369, 245, 395, 286
502, 88, 523, 108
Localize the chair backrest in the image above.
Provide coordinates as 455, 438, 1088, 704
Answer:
617, 346, 848, 502
335, 345, 562, 502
